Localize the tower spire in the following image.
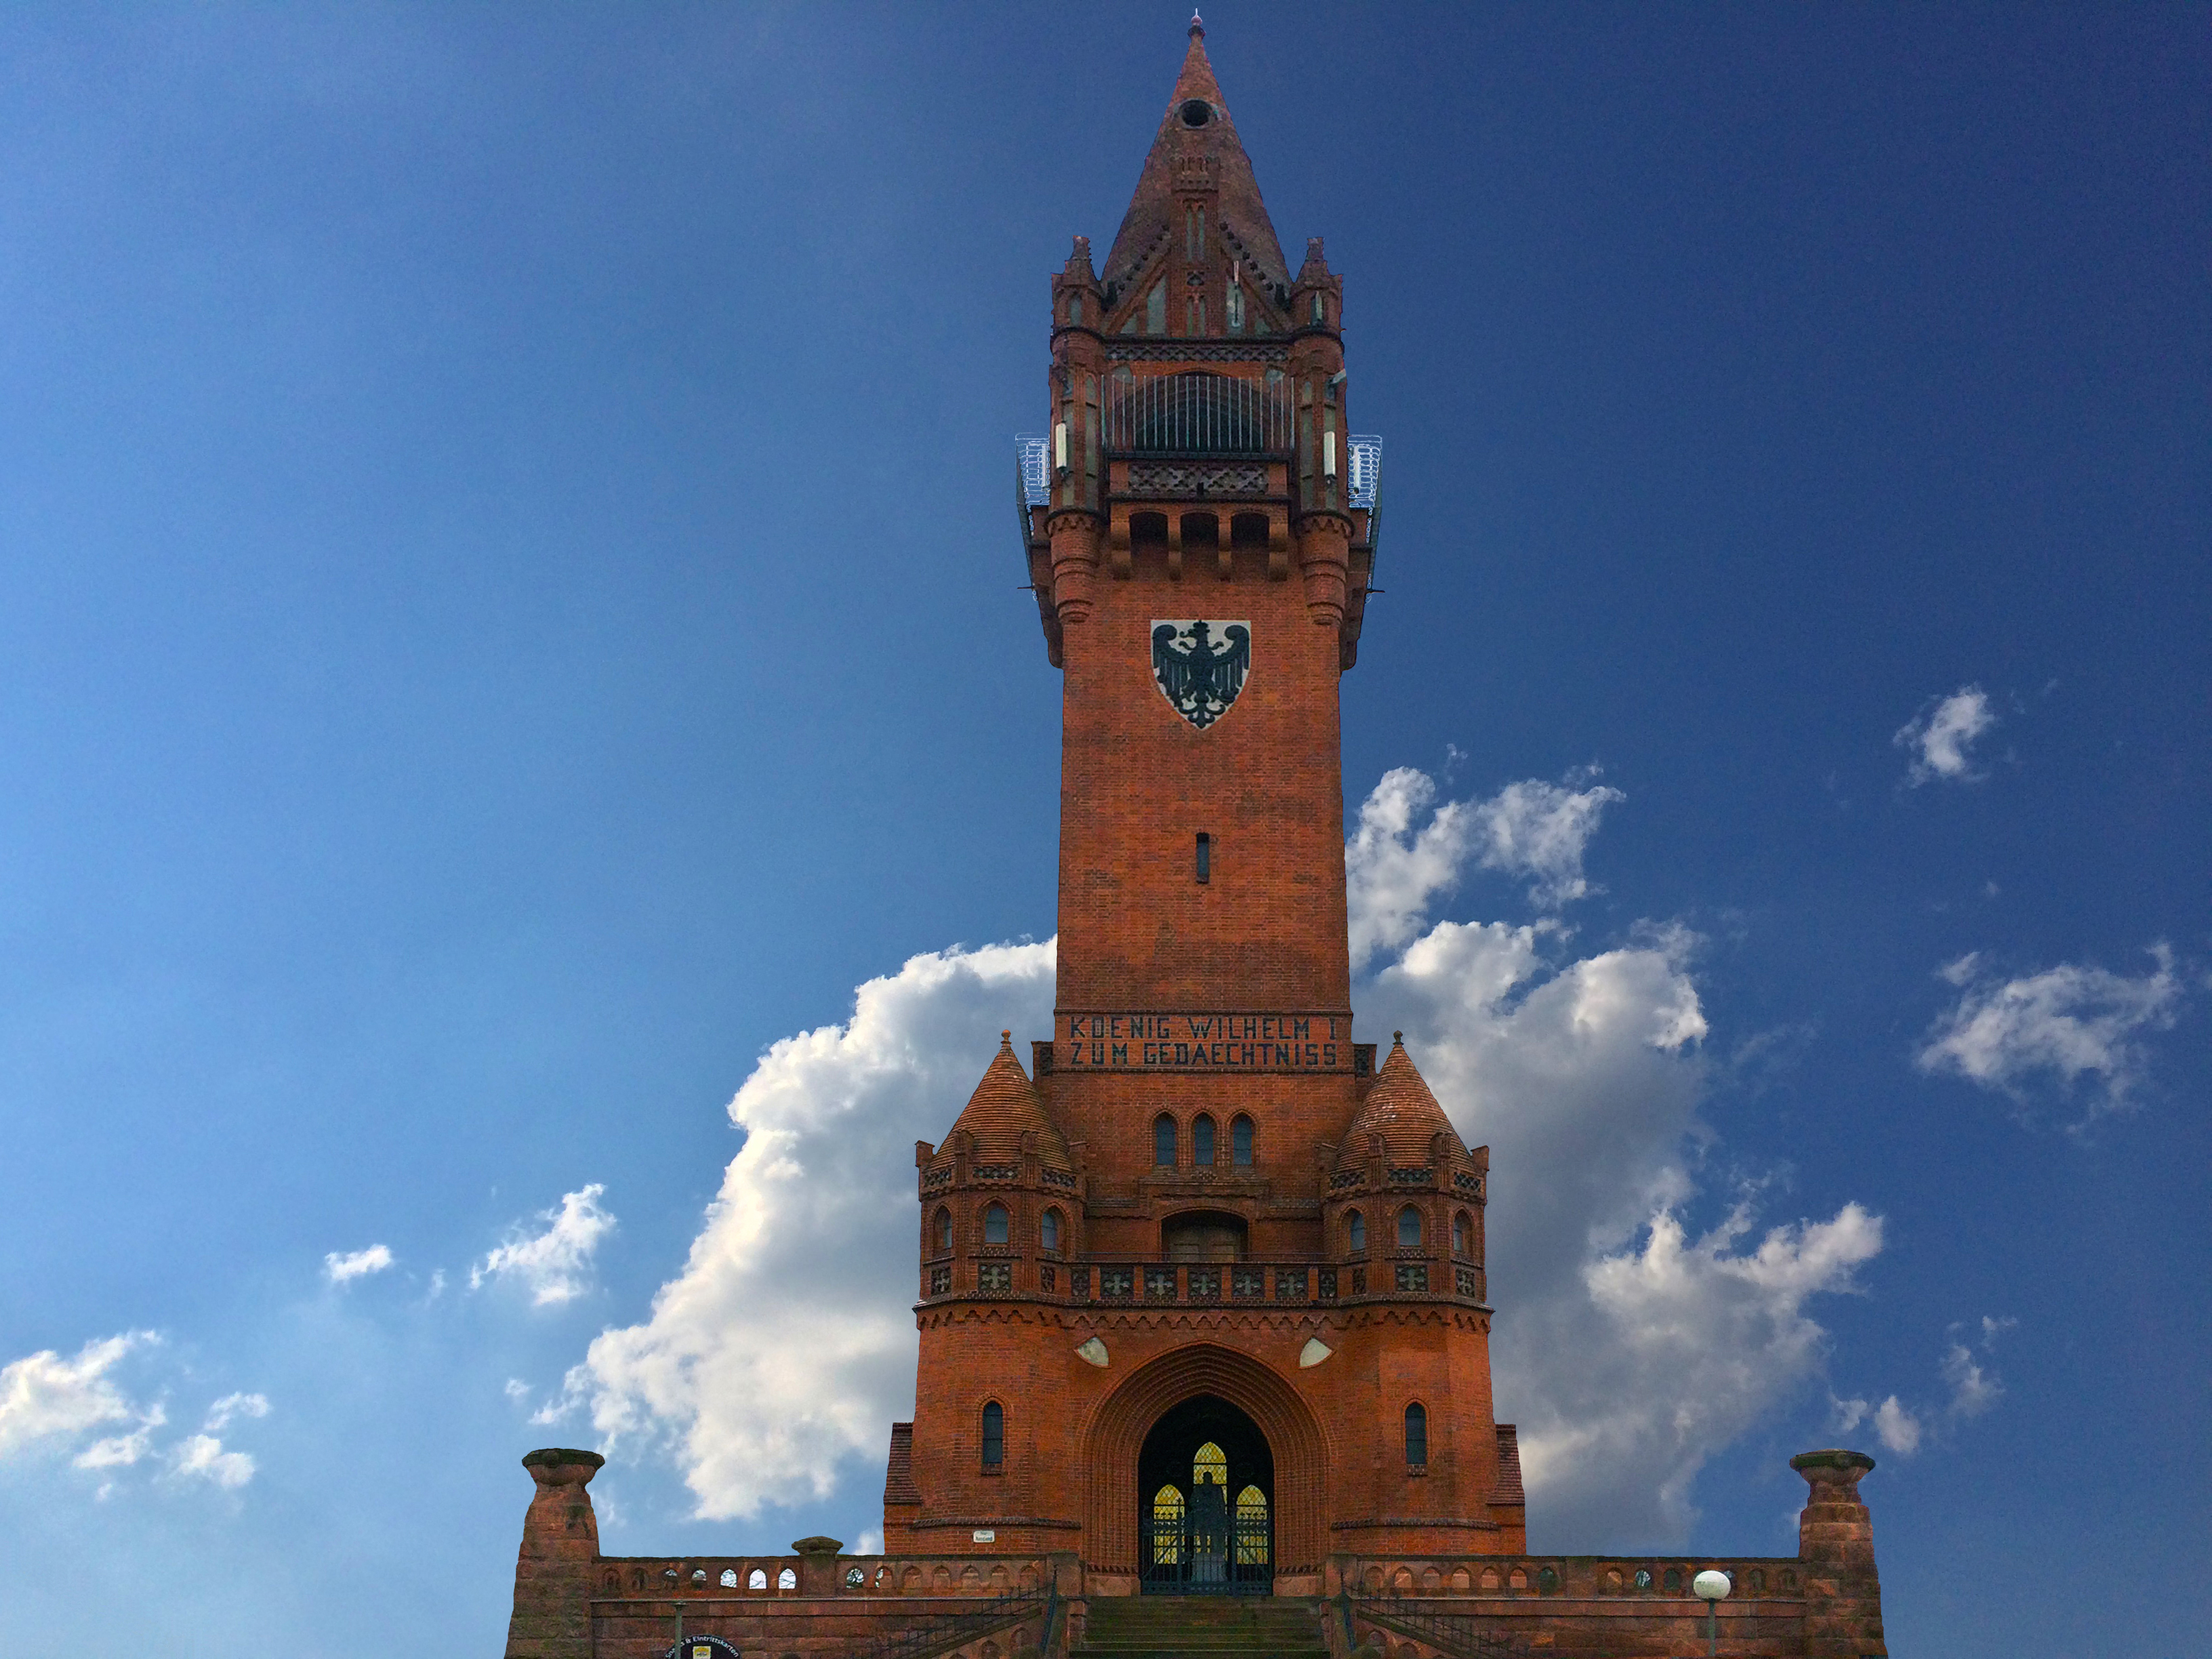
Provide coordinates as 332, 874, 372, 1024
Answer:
1100, 20, 1287, 301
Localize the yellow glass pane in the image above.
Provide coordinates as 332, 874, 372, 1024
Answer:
1235, 1484, 1267, 1518
1151, 1483, 1184, 1564
1192, 1441, 1227, 1486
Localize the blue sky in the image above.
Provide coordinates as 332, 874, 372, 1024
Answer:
0, 5, 2205, 1655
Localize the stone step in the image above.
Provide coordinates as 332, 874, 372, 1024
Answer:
1073, 1597, 1328, 1659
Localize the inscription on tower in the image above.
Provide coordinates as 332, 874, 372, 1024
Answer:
1056, 1009, 1349, 1071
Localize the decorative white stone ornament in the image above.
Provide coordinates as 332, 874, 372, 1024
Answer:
1076, 1337, 1109, 1367
1298, 1337, 1334, 1368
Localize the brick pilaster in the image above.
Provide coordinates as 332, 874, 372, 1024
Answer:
504, 1448, 604, 1659
1793, 1448, 1887, 1658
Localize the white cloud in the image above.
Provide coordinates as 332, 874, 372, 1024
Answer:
1917, 945, 2182, 1120
0, 1333, 155, 1460
201, 1392, 270, 1433
167, 1433, 255, 1490
572, 941, 1055, 1519
323, 1244, 394, 1285
0, 1332, 268, 1497
75, 1404, 167, 1473
473, 1185, 616, 1306
1346, 767, 1622, 968
1895, 684, 1997, 784
1469, 773, 1626, 908
575, 769, 1872, 1547
504, 1378, 532, 1404
1939, 1339, 2001, 1419
1872, 1397, 1922, 1454
1835, 1313, 2011, 1457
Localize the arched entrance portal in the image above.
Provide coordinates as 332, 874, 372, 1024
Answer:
1080, 1343, 1329, 1590
1137, 1395, 1272, 1595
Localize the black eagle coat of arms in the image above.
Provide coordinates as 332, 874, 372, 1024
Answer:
1151, 619, 1252, 730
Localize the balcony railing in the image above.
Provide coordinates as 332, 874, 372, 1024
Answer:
1105, 370, 1292, 455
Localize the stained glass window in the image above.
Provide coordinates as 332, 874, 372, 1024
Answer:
1193, 1442, 1227, 1487
1151, 1484, 1185, 1563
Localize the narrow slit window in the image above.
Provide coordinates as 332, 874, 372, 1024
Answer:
981, 1401, 1004, 1468
1155, 1113, 1178, 1168
1195, 832, 1211, 884
933, 1206, 952, 1254
983, 1203, 1009, 1245
1193, 1113, 1216, 1166
1347, 1210, 1366, 1253
1397, 1206, 1422, 1248
1231, 1115, 1254, 1166
1042, 1208, 1063, 1253
1404, 1402, 1427, 1465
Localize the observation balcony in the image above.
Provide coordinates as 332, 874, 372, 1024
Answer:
921, 1253, 1485, 1309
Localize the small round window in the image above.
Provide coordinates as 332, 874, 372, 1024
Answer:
1179, 99, 1212, 128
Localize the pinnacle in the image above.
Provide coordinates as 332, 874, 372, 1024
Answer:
1100, 20, 1286, 298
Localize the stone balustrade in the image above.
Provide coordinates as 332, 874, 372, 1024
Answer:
592, 1554, 1052, 1601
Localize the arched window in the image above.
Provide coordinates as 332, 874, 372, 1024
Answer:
933, 1207, 953, 1254
1067, 294, 1082, 327
1404, 1402, 1428, 1466
1452, 1211, 1472, 1258
1397, 1206, 1422, 1248
1041, 1208, 1063, 1254
1192, 1441, 1227, 1488
1231, 1115, 1254, 1166
981, 1401, 1004, 1468
983, 1204, 1009, 1245
777, 1566, 797, 1591
747, 1568, 766, 1590
1235, 1485, 1269, 1563
1193, 1113, 1216, 1166
1347, 1210, 1366, 1253
1151, 1484, 1185, 1564
1155, 1113, 1178, 1168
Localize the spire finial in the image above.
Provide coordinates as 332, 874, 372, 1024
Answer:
1000, 1029, 1012, 1044
1189, 11, 1204, 39
1393, 1030, 1405, 1044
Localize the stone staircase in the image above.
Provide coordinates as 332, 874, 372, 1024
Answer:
1072, 1597, 1330, 1659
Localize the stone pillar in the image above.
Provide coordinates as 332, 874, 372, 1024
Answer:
1048, 511, 1102, 626
792, 1535, 845, 1597
1793, 1448, 1887, 1658
504, 1448, 605, 1659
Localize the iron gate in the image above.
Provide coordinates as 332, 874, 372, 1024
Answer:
1139, 1486, 1271, 1595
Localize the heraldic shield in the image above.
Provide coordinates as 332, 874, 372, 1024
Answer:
1152, 620, 1252, 731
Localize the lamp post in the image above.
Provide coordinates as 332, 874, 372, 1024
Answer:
1692, 1569, 1732, 1657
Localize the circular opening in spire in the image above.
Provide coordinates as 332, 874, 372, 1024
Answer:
1179, 99, 1213, 129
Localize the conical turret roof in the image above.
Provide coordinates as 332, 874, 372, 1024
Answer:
1336, 1034, 1465, 1170
1101, 16, 1288, 298
944, 1033, 1072, 1171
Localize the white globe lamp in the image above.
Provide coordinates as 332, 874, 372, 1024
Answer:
1692, 1569, 1732, 1655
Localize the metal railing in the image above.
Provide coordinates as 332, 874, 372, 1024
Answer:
1105, 371, 1291, 455
1141, 1510, 1272, 1597
1347, 434, 1382, 509
1344, 1591, 1523, 1659
848, 1589, 1050, 1659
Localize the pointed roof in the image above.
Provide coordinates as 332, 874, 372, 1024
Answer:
1101, 17, 1288, 298
943, 1032, 1072, 1170
1336, 1033, 1466, 1170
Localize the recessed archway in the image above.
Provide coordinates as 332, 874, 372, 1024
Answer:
1138, 1394, 1273, 1594
1079, 1343, 1329, 1581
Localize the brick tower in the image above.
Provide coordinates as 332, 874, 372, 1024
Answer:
502, 23, 1891, 1654
888, 18, 1523, 1597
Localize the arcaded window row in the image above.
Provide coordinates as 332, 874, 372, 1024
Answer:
1152, 1111, 1255, 1168
931, 1202, 1067, 1256
1340, 1207, 1480, 1258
